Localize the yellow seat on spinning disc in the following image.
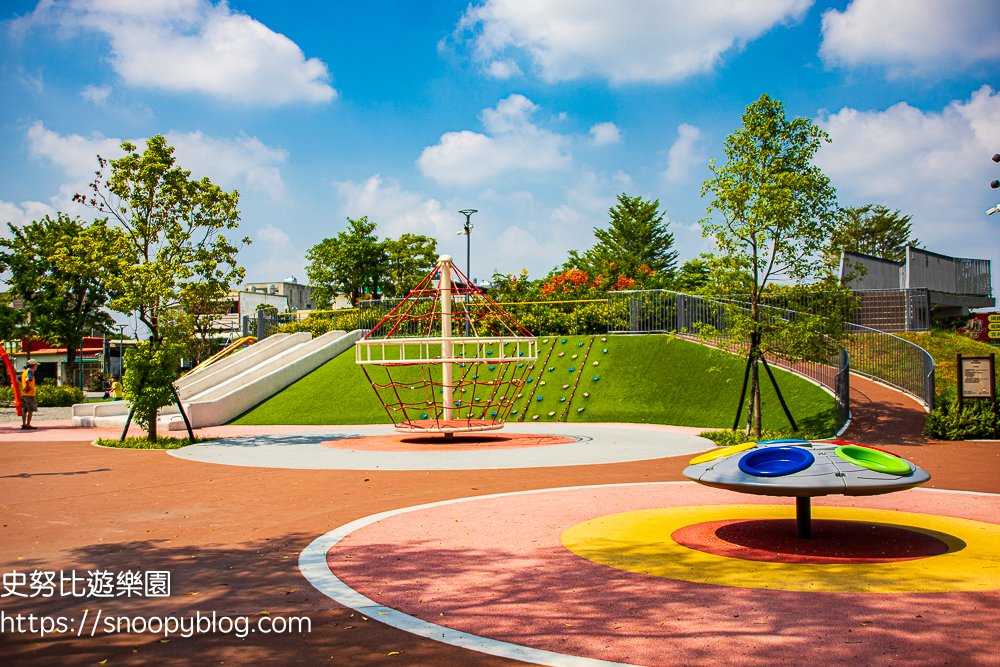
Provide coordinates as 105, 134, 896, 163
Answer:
689, 441, 757, 465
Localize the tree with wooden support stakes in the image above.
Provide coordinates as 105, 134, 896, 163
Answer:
74, 135, 248, 443
700, 94, 851, 439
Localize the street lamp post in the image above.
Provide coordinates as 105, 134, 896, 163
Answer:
117, 324, 126, 379
456, 209, 477, 336
989, 154, 1000, 216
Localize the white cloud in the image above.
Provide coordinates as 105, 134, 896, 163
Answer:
485, 59, 522, 79
80, 84, 111, 104
164, 131, 288, 200
16, 0, 336, 105
820, 0, 1000, 76
815, 86, 1000, 284
0, 200, 58, 230
612, 170, 633, 188
663, 123, 706, 183
23, 122, 289, 210
334, 174, 461, 241
589, 121, 620, 146
417, 94, 571, 186
39, 123, 286, 193
257, 223, 291, 246
457, 0, 813, 84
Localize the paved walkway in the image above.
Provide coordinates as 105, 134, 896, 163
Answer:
1, 376, 998, 665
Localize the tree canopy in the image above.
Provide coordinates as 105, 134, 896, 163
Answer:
824, 204, 920, 270
0, 213, 115, 384
567, 194, 678, 280
383, 233, 438, 298
305, 218, 437, 306
700, 93, 845, 437
74, 134, 247, 440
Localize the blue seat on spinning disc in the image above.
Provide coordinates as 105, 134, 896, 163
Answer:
738, 447, 814, 477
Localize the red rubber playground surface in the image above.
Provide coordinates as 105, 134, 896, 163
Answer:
325, 483, 1000, 666
1, 375, 1000, 666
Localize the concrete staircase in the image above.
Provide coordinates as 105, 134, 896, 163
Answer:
72, 329, 363, 431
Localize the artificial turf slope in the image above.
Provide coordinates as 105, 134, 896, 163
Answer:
232, 334, 837, 434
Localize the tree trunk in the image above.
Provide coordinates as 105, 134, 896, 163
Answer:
148, 407, 157, 443
752, 359, 762, 439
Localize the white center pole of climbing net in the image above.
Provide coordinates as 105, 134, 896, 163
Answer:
438, 255, 454, 421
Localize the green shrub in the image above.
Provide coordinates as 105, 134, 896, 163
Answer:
87, 372, 111, 392
924, 400, 998, 440
0, 384, 85, 407
95, 435, 215, 449
278, 311, 360, 337
699, 427, 832, 447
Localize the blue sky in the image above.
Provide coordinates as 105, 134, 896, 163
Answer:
2, 0, 999, 301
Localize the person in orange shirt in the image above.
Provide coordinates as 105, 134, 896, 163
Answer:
20, 359, 38, 430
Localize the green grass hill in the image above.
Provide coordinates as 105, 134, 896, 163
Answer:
232, 334, 837, 435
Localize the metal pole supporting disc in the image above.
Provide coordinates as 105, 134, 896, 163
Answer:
796, 496, 811, 539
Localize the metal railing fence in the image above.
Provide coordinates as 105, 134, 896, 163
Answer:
606, 289, 852, 433
358, 297, 610, 337
607, 288, 936, 414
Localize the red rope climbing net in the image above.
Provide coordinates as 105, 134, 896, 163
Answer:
356, 258, 538, 433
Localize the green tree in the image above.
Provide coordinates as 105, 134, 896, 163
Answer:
489, 268, 539, 302
163, 282, 233, 367
0, 213, 115, 386
567, 194, 678, 279
383, 233, 438, 297
673, 256, 713, 293
305, 217, 388, 307
823, 204, 921, 271
74, 135, 247, 441
700, 93, 844, 438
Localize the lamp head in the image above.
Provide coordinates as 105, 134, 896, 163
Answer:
993, 153, 1000, 164
992, 180, 1000, 189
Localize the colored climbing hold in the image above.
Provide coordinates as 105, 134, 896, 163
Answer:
536, 396, 543, 401
593, 361, 599, 366
549, 367, 555, 371
527, 378, 533, 383
563, 384, 570, 389
559, 397, 566, 402
518, 363, 523, 368
543, 339, 549, 343
540, 381, 546, 385
459, 363, 465, 367
572, 354, 578, 359
578, 342, 584, 347
532, 415, 539, 420
558, 352, 565, 357
489, 365, 495, 370
593, 376, 600, 381
491, 411, 497, 416
583, 392, 589, 397
486, 350, 493, 355
519, 352, 524, 356
603, 349, 607, 353
561, 339, 567, 343
577, 407, 584, 413
421, 413, 428, 418
568, 367, 575, 371
601, 337, 606, 341
548, 411, 555, 416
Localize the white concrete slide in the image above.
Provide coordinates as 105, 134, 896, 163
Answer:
72, 329, 363, 430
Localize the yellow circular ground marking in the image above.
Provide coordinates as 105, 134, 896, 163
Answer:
561, 505, 1000, 593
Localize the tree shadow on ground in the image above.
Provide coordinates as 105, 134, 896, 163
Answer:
0, 533, 522, 667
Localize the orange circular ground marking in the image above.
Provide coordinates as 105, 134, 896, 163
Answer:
562, 505, 1000, 593
321, 433, 575, 452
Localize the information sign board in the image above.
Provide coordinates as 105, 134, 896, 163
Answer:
961, 357, 994, 398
